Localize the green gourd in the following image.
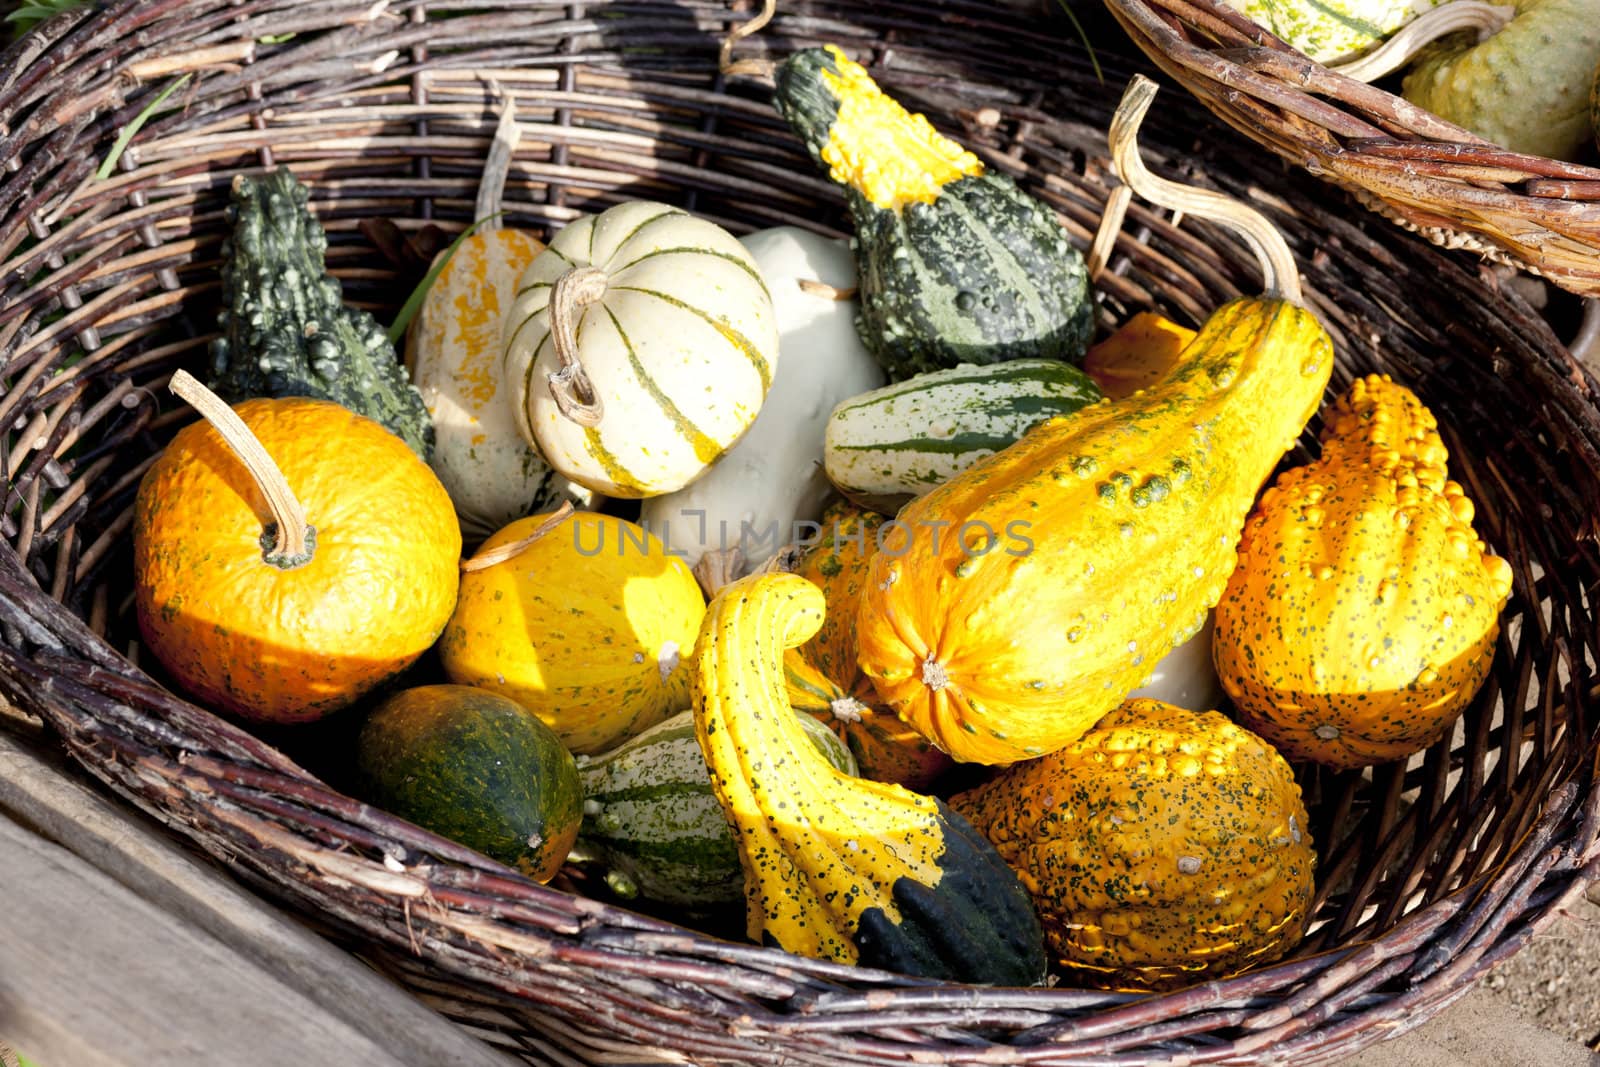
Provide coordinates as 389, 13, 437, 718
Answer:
209, 168, 434, 458
357, 685, 583, 882
1402, 0, 1600, 161
575, 709, 857, 910
773, 46, 1093, 381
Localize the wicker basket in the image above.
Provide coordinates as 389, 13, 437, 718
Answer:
1102, 0, 1600, 298
2, 2, 1598, 1063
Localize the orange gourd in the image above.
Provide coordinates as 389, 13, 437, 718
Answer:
133, 372, 460, 723
951, 699, 1316, 990
1213, 374, 1514, 768
1082, 311, 1197, 399
854, 78, 1334, 765
784, 503, 953, 790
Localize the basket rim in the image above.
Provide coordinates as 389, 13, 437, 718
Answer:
1101, 0, 1600, 297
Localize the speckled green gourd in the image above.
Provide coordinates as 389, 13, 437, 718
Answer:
576, 708, 857, 910
209, 169, 434, 458
855, 298, 1334, 765
774, 46, 1093, 380
1213, 375, 1514, 769
357, 685, 583, 882
1401, 0, 1600, 161
1221, 0, 1444, 63
951, 699, 1317, 990
692, 572, 1047, 984
824, 359, 1103, 513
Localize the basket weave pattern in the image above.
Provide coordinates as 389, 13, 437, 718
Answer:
1, 2, 1598, 1063
1103, 0, 1600, 298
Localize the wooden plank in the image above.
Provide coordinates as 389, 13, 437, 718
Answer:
0, 727, 519, 1067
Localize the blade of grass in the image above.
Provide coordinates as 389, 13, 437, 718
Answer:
385, 213, 503, 344
96, 73, 191, 180
1053, 0, 1104, 84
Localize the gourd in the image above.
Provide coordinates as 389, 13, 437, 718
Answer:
1213, 374, 1514, 769
692, 571, 1047, 984
785, 502, 954, 790
1400, 0, 1600, 160
773, 46, 1093, 381
1593, 58, 1599, 148
854, 78, 1334, 765
1082, 311, 1197, 400
823, 359, 1103, 514
638, 226, 883, 568
208, 168, 434, 459
439, 509, 705, 755
357, 684, 582, 883
575, 708, 857, 910
133, 372, 460, 724
501, 201, 780, 498
1220, 0, 1443, 64
951, 699, 1316, 990
407, 226, 578, 542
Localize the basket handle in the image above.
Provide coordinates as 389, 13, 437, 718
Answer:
1108, 75, 1304, 306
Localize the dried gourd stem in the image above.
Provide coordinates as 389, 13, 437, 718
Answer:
1087, 182, 1133, 283
1109, 76, 1303, 307
168, 369, 313, 567
546, 266, 607, 426
719, 0, 777, 77
460, 501, 575, 572
1327, 2, 1513, 84
796, 278, 858, 300
693, 547, 747, 598
475, 80, 520, 231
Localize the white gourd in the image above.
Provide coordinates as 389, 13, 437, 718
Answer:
639, 227, 883, 567
501, 202, 779, 498
406, 229, 579, 542
1127, 613, 1225, 712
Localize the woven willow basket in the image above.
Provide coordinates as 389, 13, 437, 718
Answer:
1102, 0, 1600, 298
2, 2, 1599, 1063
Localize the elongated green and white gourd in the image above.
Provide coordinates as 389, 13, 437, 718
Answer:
576, 708, 857, 910
501, 201, 780, 498
824, 358, 1103, 513
639, 226, 883, 566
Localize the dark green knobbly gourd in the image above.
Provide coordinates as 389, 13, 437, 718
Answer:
774, 46, 1093, 381
210, 168, 434, 457
357, 684, 583, 882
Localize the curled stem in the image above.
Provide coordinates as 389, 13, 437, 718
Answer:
1328, 2, 1513, 84
168, 369, 314, 568
460, 501, 576, 572
546, 266, 608, 426
1109, 76, 1303, 306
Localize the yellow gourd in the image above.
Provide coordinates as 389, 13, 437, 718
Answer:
691, 572, 1047, 984
439, 510, 705, 755
854, 78, 1334, 765
951, 699, 1316, 990
1213, 375, 1514, 768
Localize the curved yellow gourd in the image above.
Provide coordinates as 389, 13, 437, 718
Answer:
691, 572, 1045, 984
951, 699, 1316, 990
1214, 375, 1514, 768
855, 77, 1334, 765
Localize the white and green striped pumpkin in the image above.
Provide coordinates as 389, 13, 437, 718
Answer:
500, 202, 780, 498
1222, 0, 1443, 63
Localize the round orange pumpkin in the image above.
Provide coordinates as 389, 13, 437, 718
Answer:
133, 386, 461, 724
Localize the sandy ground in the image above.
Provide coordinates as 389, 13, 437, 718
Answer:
1476, 886, 1600, 1050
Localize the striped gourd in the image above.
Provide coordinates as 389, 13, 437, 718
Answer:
501, 201, 780, 498
406, 228, 577, 542
576, 708, 857, 910
824, 359, 1103, 512
774, 47, 1093, 381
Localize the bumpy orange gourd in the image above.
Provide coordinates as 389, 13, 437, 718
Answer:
853, 78, 1334, 765
784, 503, 953, 790
951, 699, 1316, 990
1213, 374, 1514, 768
133, 393, 460, 723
